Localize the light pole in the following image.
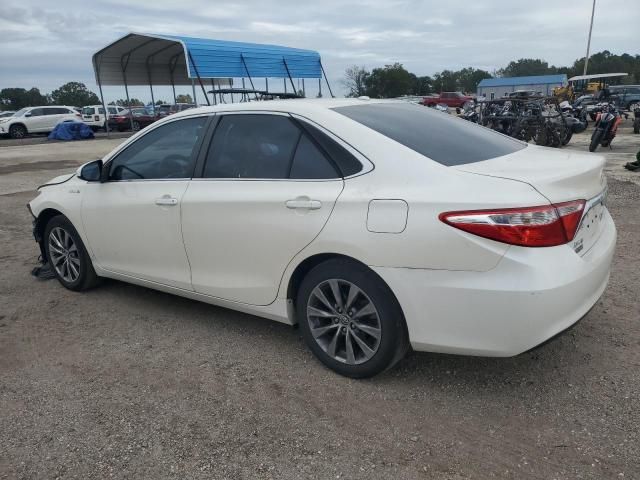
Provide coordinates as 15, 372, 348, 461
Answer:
583, 0, 596, 76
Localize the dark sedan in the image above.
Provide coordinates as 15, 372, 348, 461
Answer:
108, 108, 157, 132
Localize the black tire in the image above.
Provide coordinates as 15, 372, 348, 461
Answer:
296, 258, 409, 378
43, 215, 100, 291
562, 129, 573, 146
634, 119, 640, 134
132, 120, 141, 131
589, 129, 604, 152
9, 124, 27, 139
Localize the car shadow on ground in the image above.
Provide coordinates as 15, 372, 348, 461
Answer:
90, 276, 597, 394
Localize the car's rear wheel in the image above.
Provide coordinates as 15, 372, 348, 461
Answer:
44, 215, 99, 291
132, 120, 141, 131
296, 259, 408, 378
9, 124, 27, 139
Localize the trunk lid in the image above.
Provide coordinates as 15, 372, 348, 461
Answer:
454, 145, 608, 256
454, 144, 606, 203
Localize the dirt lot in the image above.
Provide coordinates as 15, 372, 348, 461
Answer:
0, 126, 639, 479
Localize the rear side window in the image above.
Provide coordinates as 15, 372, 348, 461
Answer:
290, 135, 338, 179
299, 121, 363, 176
333, 103, 526, 166
203, 115, 300, 179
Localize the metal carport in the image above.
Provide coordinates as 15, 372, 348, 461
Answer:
92, 32, 333, 131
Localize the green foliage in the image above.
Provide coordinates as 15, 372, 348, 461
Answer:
344, 51, 640, 99
50, 82, 100, 107
364, 63, 415, 98
113, 98, 144, 107
0, 87, 49, 110
496, 58, 551, 77
176, 94, 193, 103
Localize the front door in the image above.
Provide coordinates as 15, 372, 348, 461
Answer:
81, 115, 209, 289
181, 113, 344, 306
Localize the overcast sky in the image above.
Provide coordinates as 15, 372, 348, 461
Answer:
1, 0, 637, 102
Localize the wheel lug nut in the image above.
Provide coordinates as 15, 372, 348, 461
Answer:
350, 323, 355, 329
341, 326, 346, 332
333, 318, 339, 324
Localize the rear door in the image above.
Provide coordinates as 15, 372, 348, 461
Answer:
181, 112, 344, 305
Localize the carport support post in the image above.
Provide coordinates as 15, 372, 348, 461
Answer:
191, 80, 197, 107
95, 62, 110, 136
320, 61, 334, 98
123, 77, 134, 131
302, 79, 306, 98
210, 80, 217, 105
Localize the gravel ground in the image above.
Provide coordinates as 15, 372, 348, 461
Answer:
0, 130, 639, 479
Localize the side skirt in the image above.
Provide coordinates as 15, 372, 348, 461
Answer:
94, 266, 294, 325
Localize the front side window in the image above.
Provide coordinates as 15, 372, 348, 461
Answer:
108, 117, 207, 181
203, 114, 301, 179
29, 108, 44, 117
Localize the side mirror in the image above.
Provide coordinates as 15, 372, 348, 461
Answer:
24, 112, 32, 117
78, 159, 103, 182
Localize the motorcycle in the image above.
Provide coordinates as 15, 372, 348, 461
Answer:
633, 103, 640, 134
589, 103, 623, 152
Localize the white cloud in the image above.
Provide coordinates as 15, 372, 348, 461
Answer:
0, 0, 637, 100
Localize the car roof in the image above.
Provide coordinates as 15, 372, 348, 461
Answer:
168, 98, 392, 120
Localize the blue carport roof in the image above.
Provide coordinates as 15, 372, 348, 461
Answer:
93, 32, 322, 86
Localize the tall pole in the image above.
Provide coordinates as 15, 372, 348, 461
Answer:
583, 0, 596, 76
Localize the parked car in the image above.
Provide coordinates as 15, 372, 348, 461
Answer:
0, 111, 16, 118
29, 99, 615, 378
0, 106, 82, 139
156, 103, 197, 117
81, 105, 126, 131
421, 92, 474, 109
607, 85, 640, 111
107, 108, 157, 131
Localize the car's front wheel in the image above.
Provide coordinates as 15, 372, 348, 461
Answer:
44, 215, 100, 291
296, 259, 408, 378
9, 124, 27, 139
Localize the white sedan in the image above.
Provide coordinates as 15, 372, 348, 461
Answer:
28, 99, 616, 378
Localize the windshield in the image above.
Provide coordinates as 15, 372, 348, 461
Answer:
13, 108, 30, 117
333, 102, 526, 166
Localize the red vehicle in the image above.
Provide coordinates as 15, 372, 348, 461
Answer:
108, 108, 157, 132
421, 92, 474, 109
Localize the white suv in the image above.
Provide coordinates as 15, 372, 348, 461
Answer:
0, 106, 82, 139
81, 105, 126, 131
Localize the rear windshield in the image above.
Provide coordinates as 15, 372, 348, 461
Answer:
82, 107, 95, 115
333, 102, 526, 166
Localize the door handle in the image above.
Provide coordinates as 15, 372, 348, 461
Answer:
285, 197, 322, 210
155, 195, 178, 206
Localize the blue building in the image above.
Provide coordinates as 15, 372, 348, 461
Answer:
477, 74, 568, 99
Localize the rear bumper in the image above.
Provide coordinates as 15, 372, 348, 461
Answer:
372, 210, 616, 357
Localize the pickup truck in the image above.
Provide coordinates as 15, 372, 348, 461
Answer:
420, 92, 474, 108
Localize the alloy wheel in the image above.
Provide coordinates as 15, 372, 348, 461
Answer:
48, 226, 81, 283
306, 279, 382, 365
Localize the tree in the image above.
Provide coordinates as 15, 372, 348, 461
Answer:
342, 65, 370, 97
455, 68, 492, 93
113, 98, 144, 107
412, 75, 434, 95
50, 82, 100, 107
176, 94, 193, 103
497, 59, 551, 77
0, 87, 49, 110
364, 63, 414, 98
155, 99, 167, 105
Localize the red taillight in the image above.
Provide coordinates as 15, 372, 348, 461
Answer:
439, 200, 585, 247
